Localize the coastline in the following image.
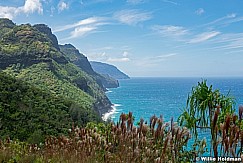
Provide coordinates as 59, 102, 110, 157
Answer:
102, 104, 119, 121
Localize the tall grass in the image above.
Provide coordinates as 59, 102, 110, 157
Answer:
0, 112, 192, 162
1, 109, 243, 162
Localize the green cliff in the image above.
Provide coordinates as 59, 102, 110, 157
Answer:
90, 61, 130, 80
59, 44, 119, 88
0, 18, 112, 142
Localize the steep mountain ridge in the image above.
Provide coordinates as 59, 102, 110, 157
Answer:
90, 61, 130, 80
33, 24, 60, 51
0, 18, 113, 142
59, 44, 119, 88
59, 44, 94, 74
0, 21, 67, 69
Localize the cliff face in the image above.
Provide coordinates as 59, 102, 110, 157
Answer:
59, 44, 119, 89
0, 23, 67, 69
0, 18, 113, 140
0, 18, 15, 36
59, 44, 94, 74
33, 24, 60, 50
90, 61, 130, 80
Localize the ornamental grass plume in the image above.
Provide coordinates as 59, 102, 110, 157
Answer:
239, 105, 243, 121
73, 113, 188, 162
216, 108, 243, 158
0, 112, 216, 162
2, 110, 243, 162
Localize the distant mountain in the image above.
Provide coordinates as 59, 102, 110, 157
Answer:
59, 44, 119, 88
90, 61, 130, 80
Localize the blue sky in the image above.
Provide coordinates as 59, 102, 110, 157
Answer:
1, 0, 243, 77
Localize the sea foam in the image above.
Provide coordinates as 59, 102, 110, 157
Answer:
102, 104, 121, 121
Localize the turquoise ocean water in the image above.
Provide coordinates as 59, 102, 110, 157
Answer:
106, 77, 243, 123
104, 77, 243, 156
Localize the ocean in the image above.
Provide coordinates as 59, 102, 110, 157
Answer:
105, 77, 243, 123
103, 77, 243, 155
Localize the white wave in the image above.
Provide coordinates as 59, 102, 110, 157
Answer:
102, 104, 120, 121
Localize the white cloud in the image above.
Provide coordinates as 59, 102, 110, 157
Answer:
106, 51, 131, 62
93, 46, 114, 51
151, 25, 221, 44
87, 47, 133, 62
205, 13, 243, 28
194, 32, 243, 55
151, 25, 188, 37
50, 6, 55, 16
122, 51, 129, 57
210, 33, 243, 44
114, 9, 152, 25
203, 13, 236, 27
87, 0, 112, 4
227, 13, 237, 18
188, 31, 220, 43
70, 26, 97, 38
67, 18, 109, 38
162, 0, 178, 5
147, 53, 177, 62
195, 8, 205, 15
107, 57, 130, 62
224, 16, 243, 25
54, 17, 106, 32
0, 0, 43, 19
0, 7, 17, 19
155, 53, 177, 59
209, 33, 243, 51
134, 53, 177, 68
57, 17, 110, 39
22, 0, 43, 14
58, 1, 69, 12
80, 0, 112, 6
88, 52, 109, 61
127, 0, 146, 5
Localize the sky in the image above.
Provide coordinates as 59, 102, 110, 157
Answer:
0, 0, 243, 77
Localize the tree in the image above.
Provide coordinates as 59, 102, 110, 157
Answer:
178, 80, 235, 157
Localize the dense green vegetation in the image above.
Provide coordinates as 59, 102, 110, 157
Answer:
59, 44, 94, 74
0, 18, 114, 143
60, 44, 119, 88
0, 20, 67, 69
0, 71, 73, 143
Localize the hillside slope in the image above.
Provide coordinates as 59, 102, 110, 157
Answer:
0, 18, 112, 142
0, 71, 73, 143
90, 61, 130, 80
59, 44, 119, 88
